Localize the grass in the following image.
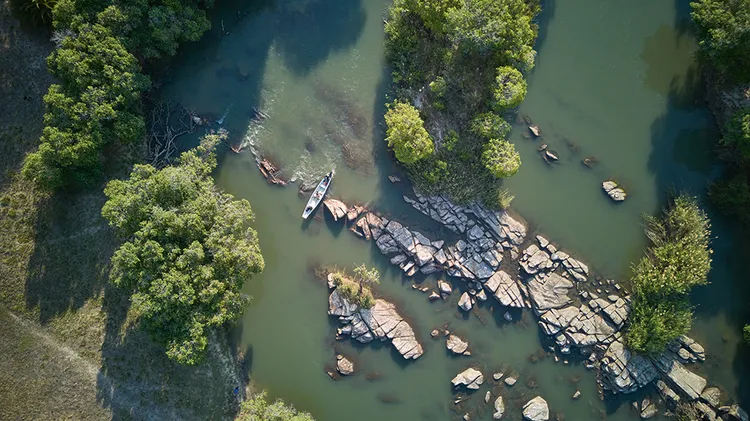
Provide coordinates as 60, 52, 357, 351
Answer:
0, 2, 248, 419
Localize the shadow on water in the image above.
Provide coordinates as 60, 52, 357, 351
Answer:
533, 0, 556, 61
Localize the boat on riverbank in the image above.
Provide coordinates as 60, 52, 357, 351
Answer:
302, 171, 334, 219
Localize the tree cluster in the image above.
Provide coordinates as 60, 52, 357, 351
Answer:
625, 195, 712, 356
383, 0, 537, 206
23, 0, 212, 189
102, 134, 264, 365
330, 264, 380, 309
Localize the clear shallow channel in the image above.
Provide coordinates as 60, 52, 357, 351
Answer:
160, 0, 750, 419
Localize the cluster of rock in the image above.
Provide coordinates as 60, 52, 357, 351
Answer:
602, 180, 627, 202
328, 286, 423, 360
319, 192, 747, 419
446, 335, 470, 356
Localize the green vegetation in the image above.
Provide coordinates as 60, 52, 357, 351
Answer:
22, 0, 211, 189
384, 0, 539, 205
330, 264, 380, 309
384, 101, 435, 164
102, 134, 264, 364
691, 0, 750, 84
236, 391, 315, 421
626, 195, 712, 356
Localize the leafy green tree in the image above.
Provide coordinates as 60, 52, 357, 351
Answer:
446, 0, 537, 70
626, 195, 712, 355
404, 0, 460, 34
481, 138, 521, 178
493, 66, 527, 111
721, 108, 750, 160
236, 391, 315, 421
708, 172, 750, 225
470, 112, 511, 139
385, 101, 434, 164
691, 0, 750, 83
102, 134, 264, 364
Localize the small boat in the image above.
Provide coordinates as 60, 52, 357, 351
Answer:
302, 170, 334, 219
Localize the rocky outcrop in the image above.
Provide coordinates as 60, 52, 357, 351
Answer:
654, 354, 707, 400
484, 270, 527, 308
336, 355, 354, 375
656, 380, 681, 408
599, 340, 657, 394
526, 273, 574, 314
602, 181, 627, 202
522, 396, 549, 421
324, 199, 348, 221
446, 335, 470, 355
520, 245, 553, 275
452, 368, 484, 390
330, 290, 423, 360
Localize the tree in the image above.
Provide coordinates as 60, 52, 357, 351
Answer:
722, 108, 750, 161
404, 0, 460, 34
626, 195, 712, 355
691, 0, 750, 83
470, 112, 511, 139
481, 138, 521, 178
102, 134, 264, 364
385, 101, 434, 164
493, 66, 527, 111
236, 391, 315, 421
446, 0, 538, 70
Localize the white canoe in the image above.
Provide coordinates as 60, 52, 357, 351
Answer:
302, 170, 334, 219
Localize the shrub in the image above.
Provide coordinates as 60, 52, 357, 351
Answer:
102, 134, 264, 364
691, 0, 750, 83
722, 108, 750, 161
470, 112, 511, 139
482, 187, 514, 210
330, 265, 380, 309
385, 101, 434, 164
493, 66, 527, 111
236, 391, 315, 421
481, 138, 521, 178
626, 195, 712, 355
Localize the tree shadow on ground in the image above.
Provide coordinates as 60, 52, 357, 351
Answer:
97, 283, 245, 420
24, 190, 116, 324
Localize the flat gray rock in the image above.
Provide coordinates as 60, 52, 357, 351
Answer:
522, 396, 549, 421
458, 292, 473, 311
526, 273, 574, 314
654, 354, 707, 401
452, 368, 484, 390
485, 270, 527, 308
493, 396, 505, 419
446, 335, 470, 355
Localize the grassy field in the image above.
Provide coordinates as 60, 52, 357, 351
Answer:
0, 3, 248, 419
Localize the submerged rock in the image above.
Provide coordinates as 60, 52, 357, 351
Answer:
522, 396, 549, 421
336, 354, 355, 375
452, 368, 484, 390
602, 180, 627, 202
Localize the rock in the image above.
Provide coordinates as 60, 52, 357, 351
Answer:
462, 258, 495, 279
386, 221, 416, 252
414, 244, 436, 266
503, 312, 513, 322
430, 329, 440, 338
522, 396, 549, 421
504, 376, 517, 386
599, 340, 657, 394
336, 355, 355, 375
485, 391, 492, 403
545, 150, 558, 161
438, 280, 452, 295
529, 125, 541, 137
701, 387, 722, 409
458, 292, 473, 311
463, 414, 470, 421
352, 216, 372, 240
536, 235, 549, 249
323, 199, 348, 221
388, 175, 401, 183
451, 368, 484, 390
526, 273, 574, 314
346, 205, 364, 222
640, 403, 657, 419
493, 396, 505, 419
694, 401, 718, 421
654, 354, 707, 400
376, 234, 399, 255
428, 291, 441, 301
493, 372, 504, 381
520, 245, 553, 275
328, 289, 358, 317
572, 390, 581, 400
602, 180, 627, 202
677, 348, 691, 362
447, 335, 470, 355
657, 380, 680, 408
476, 289, 488, 301
365, 213, 385, 239
326, 273, 336, 289
356, 299, 424, 359
485, 270, 527, 308
719, 404, 749, 421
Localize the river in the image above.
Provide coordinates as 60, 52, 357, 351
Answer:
161, 0, 750, 419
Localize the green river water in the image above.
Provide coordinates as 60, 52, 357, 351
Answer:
162, 0, 750, 419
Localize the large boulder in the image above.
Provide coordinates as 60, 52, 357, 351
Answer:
485, 270, 527, 308
458, 292, 473, 311
438, 280, 452, 295
522, 396, 549, 421
336, 355, 355, 375
520, 245, 553, 275
446, 335, 470, 355
602, 180, 627, 202
654, 354, 707, 401
493, 396, 505, 419
328, 289, 358, 317
526, 273, 574, 314
451, 368, 484, 390
599, 340, 657, 394
323, 199, 348, 221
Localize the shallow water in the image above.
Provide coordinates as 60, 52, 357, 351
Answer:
161, 0, 750, 419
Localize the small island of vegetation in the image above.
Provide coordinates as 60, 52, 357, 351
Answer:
383, 0, 540, 207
